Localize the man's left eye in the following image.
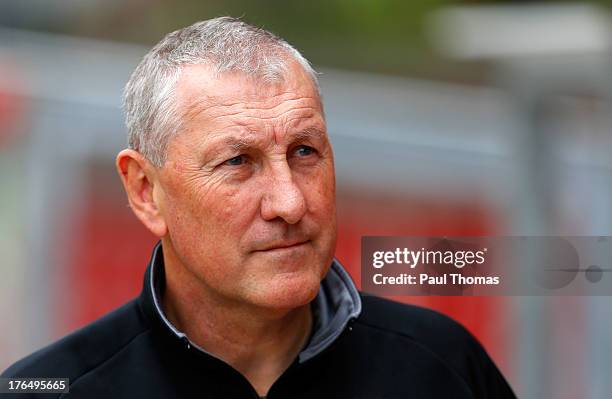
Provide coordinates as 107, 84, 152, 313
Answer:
224, 155, 245, 166
294, 145, 315, 157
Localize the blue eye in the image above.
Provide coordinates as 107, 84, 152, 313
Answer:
295, 146, 314, 157
225, 155, 245, 166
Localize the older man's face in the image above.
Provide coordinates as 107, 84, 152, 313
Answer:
156, 61, 336, 310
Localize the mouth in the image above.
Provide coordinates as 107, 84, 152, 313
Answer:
255, 240, 310, 252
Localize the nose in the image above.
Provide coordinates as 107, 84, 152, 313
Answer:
260, 160, 307, 224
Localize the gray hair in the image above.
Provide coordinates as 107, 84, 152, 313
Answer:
122, 16, 320, 167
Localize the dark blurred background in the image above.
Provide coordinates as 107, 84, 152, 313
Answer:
2, 1, 612, 397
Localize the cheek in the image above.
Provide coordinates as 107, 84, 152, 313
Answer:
303, 162, 336, 215
298, 162, 337, 261
166, 176, 260, 249
213, 188, 260, 245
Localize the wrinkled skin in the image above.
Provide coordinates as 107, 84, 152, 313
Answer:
120, 60, 337, 313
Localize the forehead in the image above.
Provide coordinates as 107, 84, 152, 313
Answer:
174, 62, 322, 124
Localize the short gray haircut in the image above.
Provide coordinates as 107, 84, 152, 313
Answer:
123, 16, 320, 167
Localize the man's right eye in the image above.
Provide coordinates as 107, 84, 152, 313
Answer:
224, 155, 245, 166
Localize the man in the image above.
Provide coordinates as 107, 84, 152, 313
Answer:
2, 17, 515, 398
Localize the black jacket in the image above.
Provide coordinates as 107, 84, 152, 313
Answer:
2, 244, 515, 398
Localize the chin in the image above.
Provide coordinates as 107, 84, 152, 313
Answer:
251, 271, 322, 311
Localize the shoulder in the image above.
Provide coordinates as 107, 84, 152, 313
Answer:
356, 294, 479, 370
1, 299, 150, 382
355, 294, 516, 398
357, 294, 475, 347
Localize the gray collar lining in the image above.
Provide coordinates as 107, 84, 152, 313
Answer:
298, 259, 362, 362
149, 244, 187, 340
149, 243, 362, 363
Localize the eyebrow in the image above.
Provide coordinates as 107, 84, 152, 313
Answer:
293, 127, 327, 142
220, 126, 327, 152
226, 137, 253, 152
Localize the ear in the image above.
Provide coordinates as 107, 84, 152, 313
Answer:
116, 149, 168, 237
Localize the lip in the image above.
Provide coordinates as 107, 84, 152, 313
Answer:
255, 240, 310, 252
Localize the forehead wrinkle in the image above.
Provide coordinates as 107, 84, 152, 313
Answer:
182, 95, 215, 124
184, 92, 320, 121
182, 99, 291, 128
239, 94, 320, 110
179, 90, 253, 125
180, 93, 325, 152
227, 105, 321, 125
176, 64, 322, 130
214, 99, 320, 124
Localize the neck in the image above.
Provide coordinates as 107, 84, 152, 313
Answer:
160, 243, 313, 397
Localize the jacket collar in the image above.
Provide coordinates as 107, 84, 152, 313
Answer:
139, 242, 361, 363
